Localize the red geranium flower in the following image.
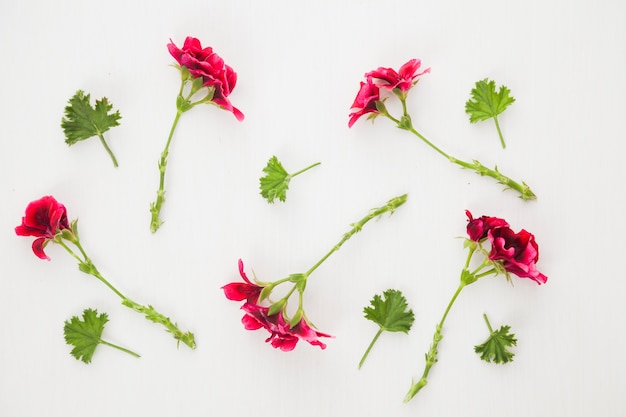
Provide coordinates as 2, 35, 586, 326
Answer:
241, 303, 332, 351
488, 227, 548, 284
366, 59, 430, 93
348, 78, 381, 128
15, 196, 70, 260
465, 210, 509, 242
167, 36, 244, 121
221, 259, 264, 304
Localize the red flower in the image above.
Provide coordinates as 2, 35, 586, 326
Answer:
221, 259, 264, 304
241, 303, 332, 351
465, 210, 509, 242
348, 78, 381, 128
168, 37, 244, 121
366, 59, 430, 93
488, 227, 548, 285
15, 196, 70, 260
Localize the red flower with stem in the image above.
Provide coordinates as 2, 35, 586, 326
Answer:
404, 210, 547, 402
222, 194, 408, 351
150, 36, 244, 233
16, 196, 196, 349
349, 59, 536, 201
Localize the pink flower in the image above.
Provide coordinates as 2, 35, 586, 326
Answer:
241, 303, 332, 351
221, 259, 264, 304
465, 210, 509, 242
348, 78, 381, 128
366, 59, 430, 93
488, 227, 548, 285
15, 196, 70, 260
168, 37, 244, 121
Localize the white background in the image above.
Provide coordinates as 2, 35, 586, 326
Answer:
1, 1, 625, 416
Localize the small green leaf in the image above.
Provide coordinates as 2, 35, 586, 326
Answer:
259, 156, 320, 203
61, 90, 121, 166
61, 90, 121, 145
364, 289, 415, 333
474, 313, 517, 364
465, 79, 515, 148
64, 308, 139, 363
359, 289, 414, 368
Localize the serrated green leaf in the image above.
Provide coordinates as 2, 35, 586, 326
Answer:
61, 90, 121, 145
465, 79, 515, 123
474, 314, 517, 364
363, 289, 414, 333
259, 156, 291, 203
63, 308, 108, 364
64, 308, 140, 363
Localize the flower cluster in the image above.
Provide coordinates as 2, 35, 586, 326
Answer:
168, 37, 243, 121
223, 260, 332, 351
465, 210, 547, 284
15, 196, 70, 260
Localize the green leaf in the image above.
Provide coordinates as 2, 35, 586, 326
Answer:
61, 90, 121, 145
363, 289, 415, 333
359, 289, 414, 368
465, 79, 515, 148
61, 90, 122, 166
63, 308, 109, 363
64, 308, 139, 363
465, 79, 515, 123
474, 313, 517, 364
259, 156, 320, 203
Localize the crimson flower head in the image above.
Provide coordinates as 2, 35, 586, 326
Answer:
348, 78, 381, 128
221, 259, 264, 304
465, 210, 509, 242
366, 58, 430, 93
488, 227, 548, 285
167, 36, 244, 121
15, 196, 70, 260
241, 303, 332, 351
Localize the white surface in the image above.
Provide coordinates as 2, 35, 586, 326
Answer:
1, 0, 625, 416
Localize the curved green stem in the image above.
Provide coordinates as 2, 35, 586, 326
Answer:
404, 282, 465, 402
100, 339, 140, 358
58, 236, 196, 349
359, 328, 384, 369
149, 108, 183, 233
493, 116, 506, 149
305, 194, 407, 277
291, 162, 321, 178
384, 111, 535, 200
97, 133, 119, 167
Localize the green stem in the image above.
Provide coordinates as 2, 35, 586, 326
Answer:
291, 162, 321, 178
100, 339, 141, 358
58, 237, 196, 349
493, 116, 506, 149
482, 313, 494, 333
386, 112, 534, 200
359, 327, 384, 369
97, 133, 119, 167
150, 108, 184, 233
304, 194, 407, 277
404, 281, 466, 403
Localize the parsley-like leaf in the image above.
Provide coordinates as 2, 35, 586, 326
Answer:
64, 308, 140, 364
465, 79, 515, 149
259, 156, 320, 203
474, 313, 517, 364
359, 289, 415, 368
61, 90, 122, 167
